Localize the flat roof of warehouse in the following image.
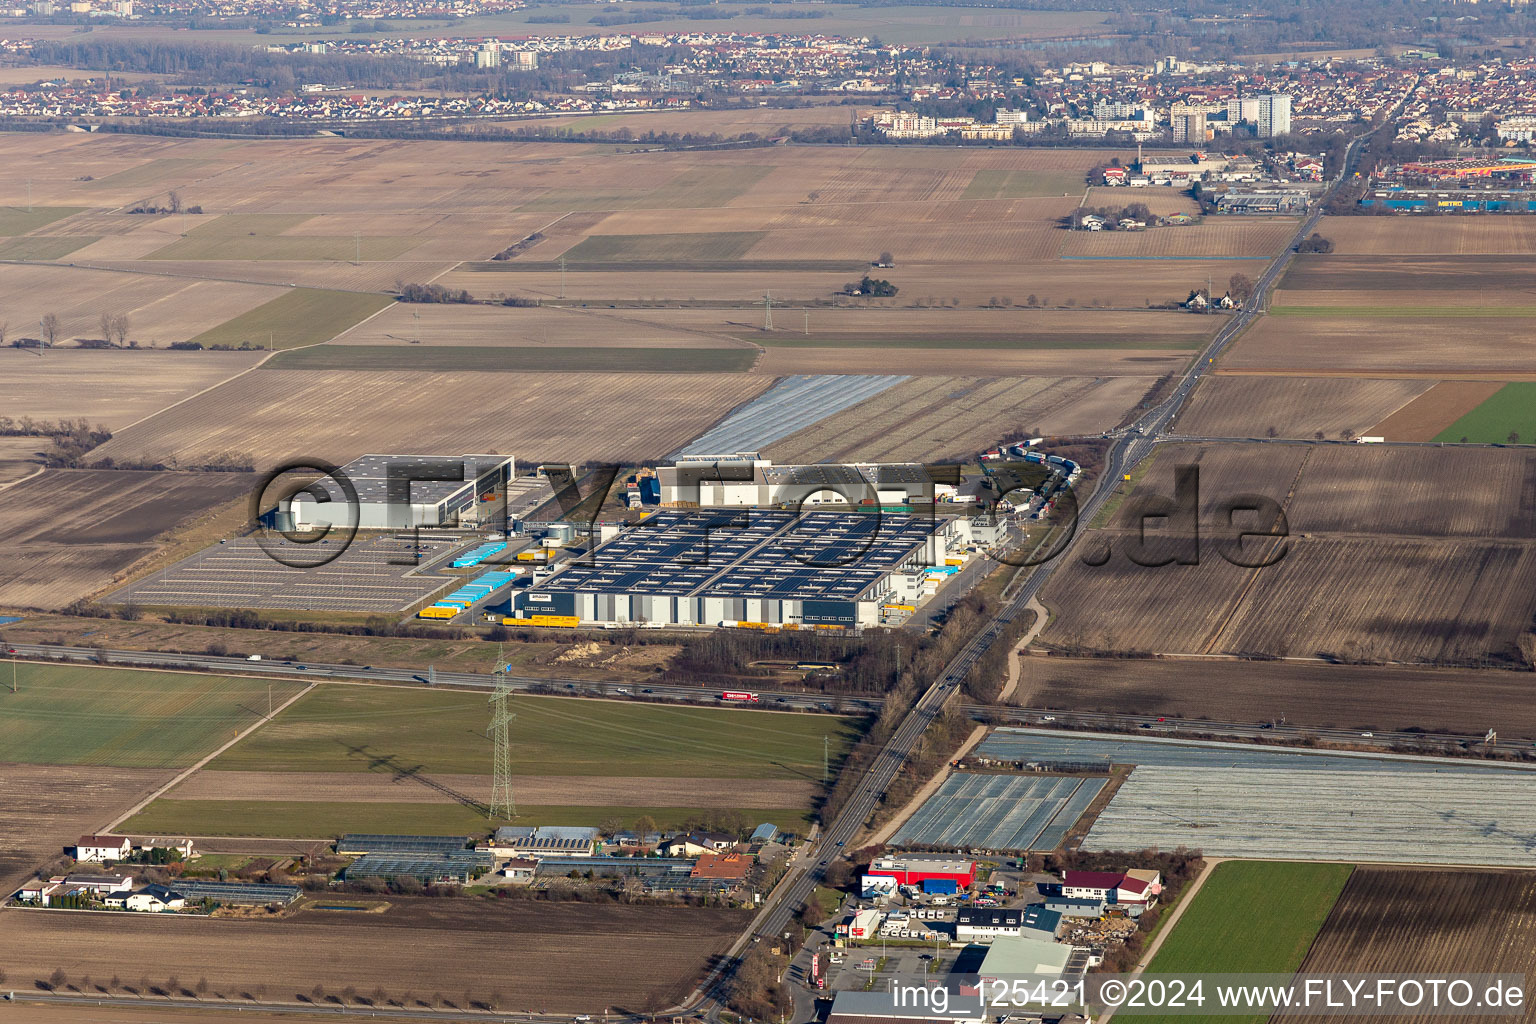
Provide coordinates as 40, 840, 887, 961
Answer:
300, 454, 512, 505
531, 509, 946, 601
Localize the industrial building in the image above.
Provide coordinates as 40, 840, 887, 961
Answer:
289, 454, 514, 530
955, 905, 1062, 942
508, 508, 962, 630
866, 856, 977, 888
1215, 190, 1309, 214
489, 825, 598, 858
977, 933, 1076, 979
827, 990, 990, 1024
657, 456, 955, 508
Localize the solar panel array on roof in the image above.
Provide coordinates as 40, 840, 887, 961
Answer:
171, 881, 302, 905
336, 834, 470, 856
533, 509, 945, 603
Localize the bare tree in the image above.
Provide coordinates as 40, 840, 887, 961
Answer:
48, 968, 67, 992
195, 977, 209, 999
167, 190, 182, 215
0, 321, 8, 347
100, 311, 113, 345
1228, 272, 1256, 302
40, 313, 59, 348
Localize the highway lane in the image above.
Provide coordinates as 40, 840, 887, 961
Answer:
7, 641, 1508, 752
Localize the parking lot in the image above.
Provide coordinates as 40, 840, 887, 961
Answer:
106, 530, 486, 613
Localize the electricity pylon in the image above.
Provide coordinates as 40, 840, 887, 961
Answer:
488, 652, 516, 821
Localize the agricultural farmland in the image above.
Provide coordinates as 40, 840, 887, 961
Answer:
0, 469, 254, 609
1140, 861, 1351, 974
1059, 218, 1298, 259
0, 900, 748, 1012
1223, 312, 1536, 375
205, 684, 856, 778
85, 369, 772, 470
890, 772, 1105, 852
0, 263, 286, 347
1318, 215, 1536, 255
118, 682, 849, 837
1174, 375, 1434, 439
1014, 654, 1536, 739
0, 349, 262, 428
764, 376, 1153, 463
1369, 380, 1507, 441
1296, 868, 1536, 1003
441, 258, 1267, 310
980, 731, 1536, 865
1432, 382, 1536, 444
0, 663, 306, 768
1038, 444, 1536, 665
0, 764, 173, 891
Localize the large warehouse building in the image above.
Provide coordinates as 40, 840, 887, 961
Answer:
657, 456, 955, 507
290, 454, 514, 530
508, 508, 963, 629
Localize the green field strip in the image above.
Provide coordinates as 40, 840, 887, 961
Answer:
0, 235, 98, 260
266, 344, 755, 373
146, 212, 416, 261
1271, 306, 1536, 318
644, 165, 775, 209
1433, 382, 1536, 444
0, 664, 306, 769
184, 288, 393, 350
460, 258, 863, 273
207, 685, 858, 778
961, 168, 1086, 200
121, 799, 812, 837
561, 231, 767, 263
85, 157, 209, 190
0, 205, 87, 235
1133, 861, 1353, 1024
754, 332, 1206, 350
515, 191, 651, 213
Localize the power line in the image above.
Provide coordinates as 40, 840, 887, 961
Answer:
488, 650, 516, 821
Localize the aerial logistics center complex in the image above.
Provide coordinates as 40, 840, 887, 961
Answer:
506, 507, 978, 630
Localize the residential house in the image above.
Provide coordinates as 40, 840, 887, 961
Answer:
660, 831, 736, 858
16, 881, 63, 906
1060, 869, 1161, 906
73, 835, 131, 862
498, 857, 538, 883
690, 852, 753, 885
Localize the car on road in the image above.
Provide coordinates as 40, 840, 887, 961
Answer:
776, 697, 788, 703
576, 1015, 592, 1021
1361, 731, 1374, 738
1259, 722, 1273, 729
615, 687, 630, 694
642, 688, 653, 693
1039, 715, 1056, 722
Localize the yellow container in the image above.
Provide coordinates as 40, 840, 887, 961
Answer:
527, 614, 579, 628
